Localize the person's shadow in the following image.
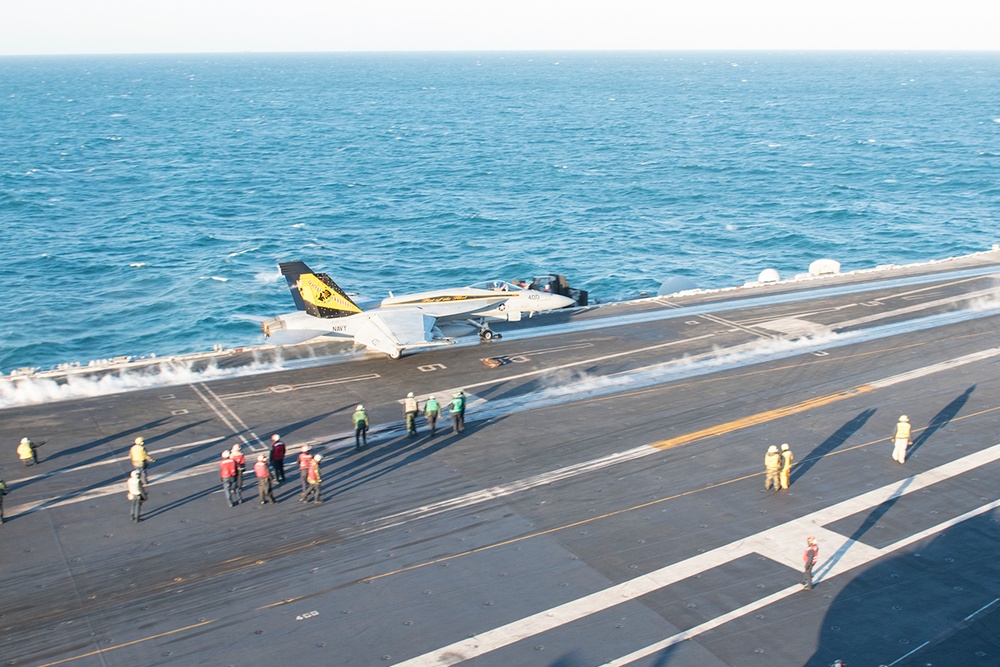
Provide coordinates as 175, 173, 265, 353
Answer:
909, 385, 975, 456
790, 408, 876, 485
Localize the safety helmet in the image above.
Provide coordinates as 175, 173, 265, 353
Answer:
767, 445, 778, 453
780, 443, 789, 451
271, 434, 280, 442
314, 454, 323, 462
222, 450, 230, 458
407, 392, 414, 398
20, 437, 29, 445
899, 415, 909, 422
357, 404, 364, 410
301, 444, 311, 452
134, 437, 144, 445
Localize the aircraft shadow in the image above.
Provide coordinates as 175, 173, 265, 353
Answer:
807, 511, 1000, 666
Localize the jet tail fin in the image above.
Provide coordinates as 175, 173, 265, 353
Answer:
278, 261, 363, 319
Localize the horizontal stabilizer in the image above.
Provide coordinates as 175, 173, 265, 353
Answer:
266, 329, 330, 345
354, 309, 437, 357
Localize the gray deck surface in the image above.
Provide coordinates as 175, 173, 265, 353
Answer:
2, 253, 1000, 667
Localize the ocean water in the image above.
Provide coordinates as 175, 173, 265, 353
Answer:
1, 51, 998, 374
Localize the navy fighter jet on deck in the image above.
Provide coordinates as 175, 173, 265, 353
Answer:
260, 262, 576, 358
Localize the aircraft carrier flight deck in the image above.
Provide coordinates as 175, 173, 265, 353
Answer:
2, 251, 1000, 667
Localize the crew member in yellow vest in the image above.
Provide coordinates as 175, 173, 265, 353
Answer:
129, 437, 155, 483
892, 415, 911, 464
779, 443, 793, 489
764, 445, 782, 492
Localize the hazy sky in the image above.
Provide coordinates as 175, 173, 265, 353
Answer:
1, 0, 998, 56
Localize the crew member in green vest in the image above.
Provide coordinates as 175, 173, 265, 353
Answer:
353, 405, 369, 449
424, 395, 440, 436
450, 391, 465, 434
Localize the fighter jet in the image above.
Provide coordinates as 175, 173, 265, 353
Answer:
260, 262, 576, 359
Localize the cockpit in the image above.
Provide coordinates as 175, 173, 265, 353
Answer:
470, 280, 520, 292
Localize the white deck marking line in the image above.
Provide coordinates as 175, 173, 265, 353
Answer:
396, 442, 1000, 667
217, 372, 381, 399
191, 382, 265, 450
833, 286, 1000, 331
356, 447, 657, 534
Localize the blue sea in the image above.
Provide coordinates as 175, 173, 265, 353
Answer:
2, 52, 999, 375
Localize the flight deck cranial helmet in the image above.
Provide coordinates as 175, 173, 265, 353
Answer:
134, 437, 143, 445
357, 405, 364, 410
767, 445, 778, 453
258, 454, 267, 462
301, 444, 311, 452
407, 392, 414, 398
222, 450, 230, 458
807, 536, 817, 544
271, 434, 280, 442
314, 454, 323, 462
131, 469, 140, 478
780, 443, 789, 451
899, 415, 909, 422
21, 437, 30, 445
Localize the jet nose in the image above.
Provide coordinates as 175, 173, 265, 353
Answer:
553, 294, 576, 309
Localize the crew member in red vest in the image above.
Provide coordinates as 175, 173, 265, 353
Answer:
230, 443, 246, 499
802, 536, 819, 590
219, 450, 239, 507
302, 454, 323, 504
254, 454, 277, 504
297, 445, 313, 496
269, 434, 287, 483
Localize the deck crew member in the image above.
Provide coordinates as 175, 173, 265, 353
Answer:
779, 443, 793, 489
126, 469, 147, 523
424, 395, 440, 436
129, 437, 155, 484
230, 444, 246, 493
219, 450, 239, 506
802, 536, 819, 589
450, 391, 465, 434
0, 476, 8, 523
764, 445, 782, 492
17, 437, 38, 466
404, 392, 419, 436
302, 454, 323, 503
269, 434, 286, 482
353, 405, 369, 449
297, 445, 314, 496
891, 415, 911, 464
254, 454, 277, 504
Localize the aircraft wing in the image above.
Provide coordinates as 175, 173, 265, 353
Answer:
353, 308, 444, 358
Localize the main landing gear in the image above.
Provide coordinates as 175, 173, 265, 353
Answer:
468, 320, 502, 341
